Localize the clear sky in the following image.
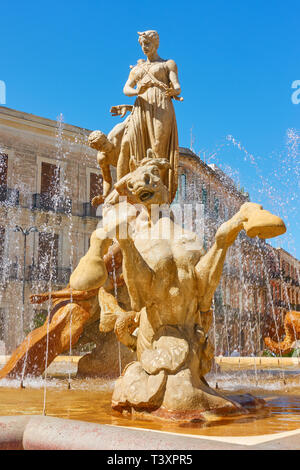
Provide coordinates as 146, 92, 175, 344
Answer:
1, 0, 299, 256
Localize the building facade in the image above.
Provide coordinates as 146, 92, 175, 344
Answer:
0, 106, 299, 355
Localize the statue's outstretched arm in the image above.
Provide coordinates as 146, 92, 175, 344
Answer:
195, 241, 228, 312
195, 202, 286, 312
110, 105, 133, 118
166, 60, 181, 97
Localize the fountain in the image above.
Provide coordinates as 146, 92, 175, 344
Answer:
0, 29, 299, 450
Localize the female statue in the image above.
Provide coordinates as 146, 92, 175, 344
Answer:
89, 30, 182, 204
119, 30, 182, 202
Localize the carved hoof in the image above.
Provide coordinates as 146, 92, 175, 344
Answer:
241, 203, 286, 239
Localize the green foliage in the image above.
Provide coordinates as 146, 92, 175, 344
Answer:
32, 310, 48, 330
24, 310, 48, 335
263, 348, 300, 357
262, 349, 275, 357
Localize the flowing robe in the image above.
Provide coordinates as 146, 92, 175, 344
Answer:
123, 60, 179, 201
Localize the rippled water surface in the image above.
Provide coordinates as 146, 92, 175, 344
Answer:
0, 372, 299, 438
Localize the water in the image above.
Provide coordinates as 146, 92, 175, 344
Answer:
111, 252, 122, 377
0, 373, 299, 437
198, 129, 300, 357
37, 114, 78, 410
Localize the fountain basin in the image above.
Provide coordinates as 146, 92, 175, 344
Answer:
0, 356, 299, 449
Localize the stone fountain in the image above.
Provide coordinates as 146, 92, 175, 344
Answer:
0, 30, 287, 422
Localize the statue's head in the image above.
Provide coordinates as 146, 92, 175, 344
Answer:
138, 30, 159, 56
88, 130, 113, 153
114, 149, 170, 207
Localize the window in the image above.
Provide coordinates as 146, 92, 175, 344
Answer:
41, 161, 60, 199
214, 197, 219, 218
224, 205, 230, 221
203, 233, 207, 251
38, 232, 59, 281
0, 154, 8, 187
90, 172, 103, 202
225, 284, 231, 306
0, 308, 4, 341
171, 173, 186, 203
180, 173, 186, 201
173, 188, 179, 203
0, 226, 4, 271
201, 186, 207, 207
0, 154, 8, 201
214, 286, 223, 306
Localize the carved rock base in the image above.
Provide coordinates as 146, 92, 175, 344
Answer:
77, 332, 136, 378
131, 393, 266, 423
111, 362, 265, 422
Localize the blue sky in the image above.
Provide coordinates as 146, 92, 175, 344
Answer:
1, 0, 299, 256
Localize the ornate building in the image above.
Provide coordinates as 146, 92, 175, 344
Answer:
0, 106, 299, 355
263, 246, 300, 344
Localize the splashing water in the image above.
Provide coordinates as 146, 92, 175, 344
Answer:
111, 252, 122, 377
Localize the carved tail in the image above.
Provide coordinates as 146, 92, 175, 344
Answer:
264, 335, 294, 355
264, 311, 299, 355
30, 287, 99, 304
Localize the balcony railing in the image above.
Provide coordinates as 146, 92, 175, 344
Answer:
4, 264, 71, 285
269, 270, 281, 279
82, 202, 102, 218
55, 267, 72, 284
0, 186, 20, 206
31, 193, 72, 214
27, 265, 71, 284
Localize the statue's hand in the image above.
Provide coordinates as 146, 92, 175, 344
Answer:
110, 105, 133, 118
165, 87, 177, 98
104, 188, 120, 206
136, 79, 152, 95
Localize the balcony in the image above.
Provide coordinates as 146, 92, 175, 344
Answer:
56, 267, 72, 284
82, 202, 102, 218
0, 262, 23, 281
244, 272, 265, 286
27, 265, 71, 285
5, 264, 71, 285
269, 270, 281, 279
0, 186, 20, 206
273, 299, 290, 309
31, 193, 72, 214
